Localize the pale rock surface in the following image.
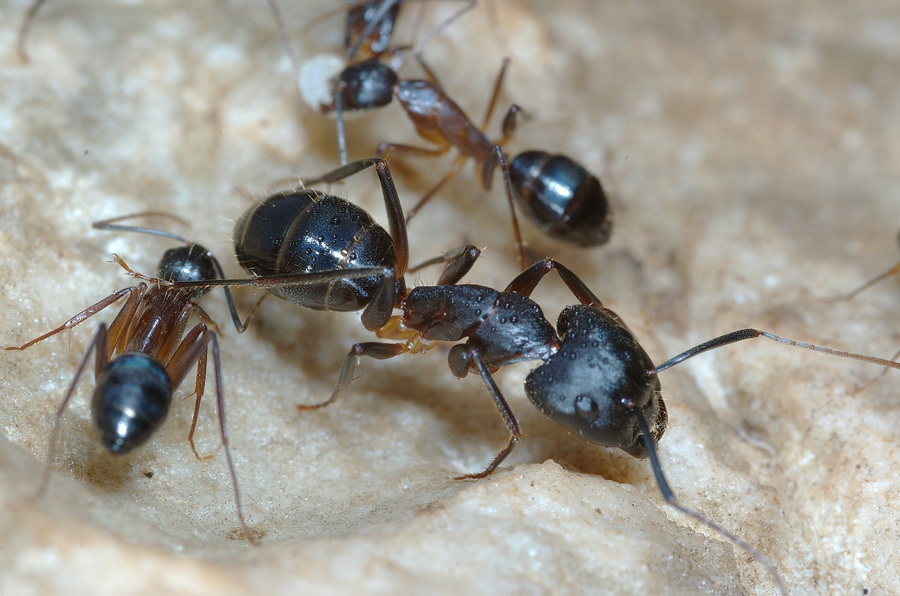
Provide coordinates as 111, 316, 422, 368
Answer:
0, 1, 898, 594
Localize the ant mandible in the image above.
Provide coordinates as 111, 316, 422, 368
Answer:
3, 214, 254, 543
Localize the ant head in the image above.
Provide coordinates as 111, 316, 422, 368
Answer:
157, 243, 218, 298
336, 59, 399, 111
524, 305, 667, 459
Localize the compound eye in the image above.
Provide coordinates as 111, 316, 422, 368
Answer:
574, 394, 600, 419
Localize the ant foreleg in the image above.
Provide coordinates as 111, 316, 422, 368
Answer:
299, 341, 408, 410
4, 286, 140, 353
448, 344, 521, 479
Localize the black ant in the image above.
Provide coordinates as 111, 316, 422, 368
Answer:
330, 51, 612, 262
140, 158, 900, 594
270, 0, 475, 167
3, 213, 254, 543
270, 3, 606, 262
375, 58, 612, 262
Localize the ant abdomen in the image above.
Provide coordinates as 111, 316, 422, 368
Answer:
93, 352, 172, 454
508, 151, 612, 247
234, 190, 397, 311
525, 304, 665, 459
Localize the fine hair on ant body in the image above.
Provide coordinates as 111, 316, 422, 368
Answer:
3, 213, 254, 543
141, 158, 900, 594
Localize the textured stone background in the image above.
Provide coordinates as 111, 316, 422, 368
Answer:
1, 0, 899, 594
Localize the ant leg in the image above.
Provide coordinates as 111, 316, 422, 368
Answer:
504, 258, 604, 306
207, 331, 254, 544
37, 323, 110, 498
204, 251, 246, 334
265, 0, 301, 77
186, 347, 212, 461
479, 59, 523, 147
482, 0, 511, 56
299, 342, 407, 410
230, 293, 269, 335
163, 324, 254, 543
489, 146, 527, 268
4, 286, 141, 352
480, 58, 510, 130
376, 141, 449, 160
852, 344, 900, 394
138, 265, 397, 331
409, 0, 477, 57
129, 266, 397, 335
404, 154, 467, 222
334, 82, 350, 166
156, 302, 203, 365
626, 402, 786, 595
448, 345, 521, 479
162, 320, 213, 461
16, 0, 48, 63
110, 255, 161, 284
499, 104, 523, 142
408, 245, 481, 286
838, 261, 900, 300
